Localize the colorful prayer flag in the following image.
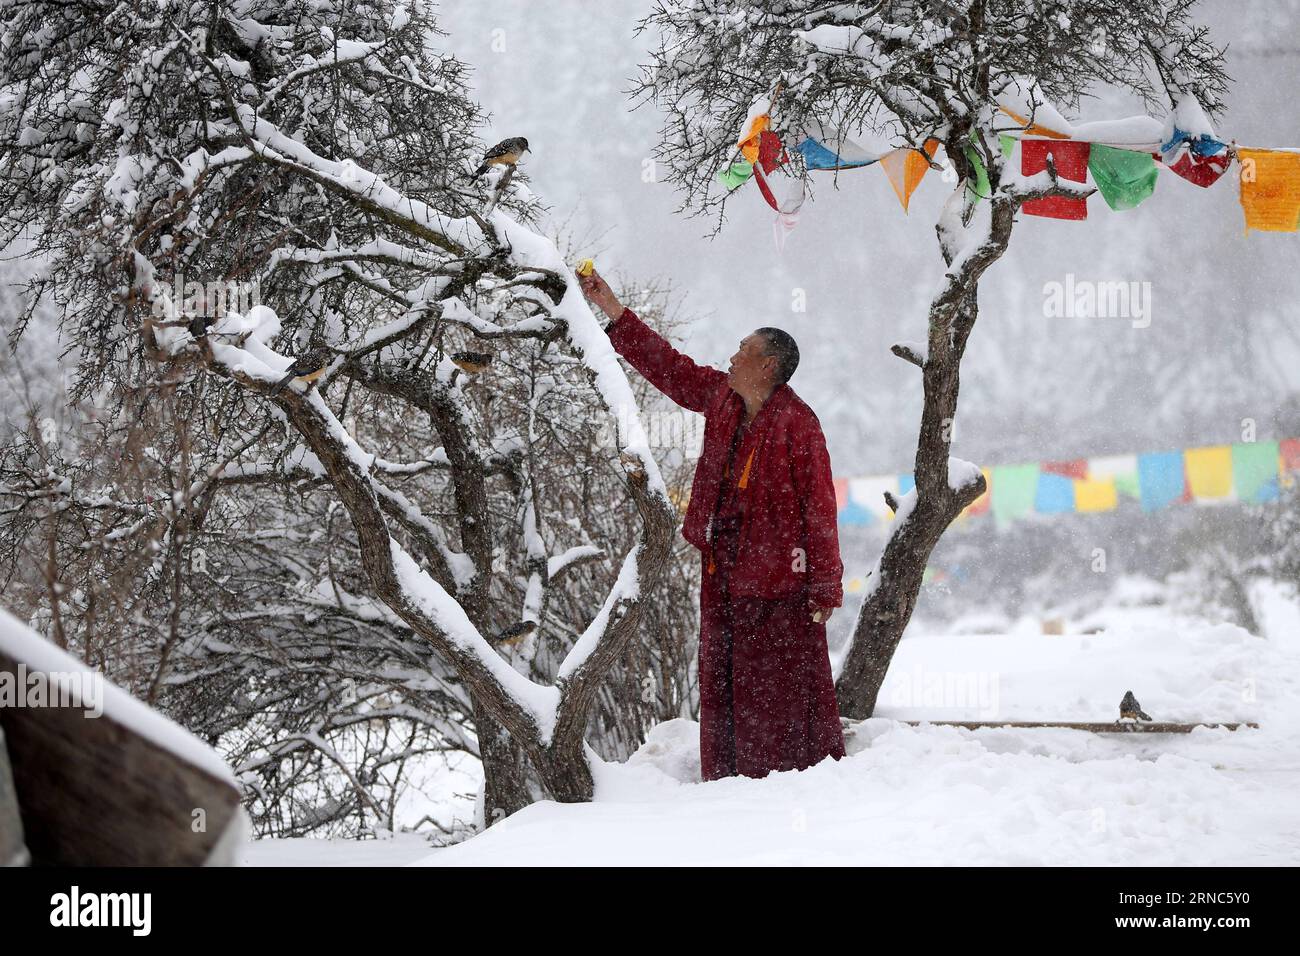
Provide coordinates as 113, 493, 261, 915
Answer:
1034, 472, 1076, 514
1042, 459, 1088, 479
963, 134, 1019, 201
999, 106, 1071, 140
1281, 438, 1300, 475
793, 121, 881, 171
1160, 129, 1231, 188
1232, 441, 1281, 503
718, 161, 754, 190
1184, 445, 1234, 501
838, 499, 874, 526
879, 138, 940, 212
737, 112, 770, 165
1238, 148, 1300, 233
1021, 139, 1091, 220
1089, 144, 1159, 211
1074, 477, 1118, 512
961, 467, 993, 517
1088, 454, 1141, 499
991, 463, 1039, 528
1137, 451, 1188, 512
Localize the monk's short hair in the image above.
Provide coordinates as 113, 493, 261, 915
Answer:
755, 327, 800, 385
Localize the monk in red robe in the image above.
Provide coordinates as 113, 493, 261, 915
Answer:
580, 269, 846, 781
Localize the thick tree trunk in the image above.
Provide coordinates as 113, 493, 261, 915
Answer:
472, 699, 533, 823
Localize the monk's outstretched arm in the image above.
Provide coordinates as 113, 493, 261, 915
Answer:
793, 417, 845, 610
605, 307, 726, 414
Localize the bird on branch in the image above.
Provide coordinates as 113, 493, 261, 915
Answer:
473, 137, 530, 178
450, 350, 494, 374
268, 347, 334, 396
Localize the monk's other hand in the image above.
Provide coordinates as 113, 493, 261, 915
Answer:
810, 602, 832, 624
578, 268, 623, 321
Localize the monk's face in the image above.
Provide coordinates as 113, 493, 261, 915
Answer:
727, 333, 777, 393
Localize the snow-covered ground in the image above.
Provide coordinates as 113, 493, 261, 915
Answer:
243, 594, 1300, 866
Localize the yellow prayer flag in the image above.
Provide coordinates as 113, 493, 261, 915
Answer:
1239, 148, 1300, 233
1185, 445, 1234, 499
998, 106, 1071, 140
1074, 477, 1118, 512
738, 113, 770, 165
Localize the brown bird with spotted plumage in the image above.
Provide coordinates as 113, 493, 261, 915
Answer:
268, 347, 334, 396
473, 137, 530, 178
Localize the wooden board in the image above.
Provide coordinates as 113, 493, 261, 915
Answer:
0, 644, 243, 866
843, 718, 1258, 735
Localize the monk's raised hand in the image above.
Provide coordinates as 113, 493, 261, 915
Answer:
578, 267, 623, 321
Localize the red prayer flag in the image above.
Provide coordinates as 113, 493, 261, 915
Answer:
833, 478, 849, 510
1042, 458, 1088, 479
750, 129, 795, 212
1021, 139, 1091, 220
1163, 146, 1231, 188
1281, 438, 1300, 474
756, 129, 788, 174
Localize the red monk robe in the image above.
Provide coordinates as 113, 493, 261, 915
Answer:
607, 307, 846, 780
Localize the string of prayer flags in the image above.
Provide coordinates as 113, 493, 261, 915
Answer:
726, 95, 1300, 241
1088, 144, 1159, 211
879, 139, 940, 212
837, 438, 1297, 532
1160, 128, 1232, 188
1021, 139, 1091, 220
1237, 148, 1300, 233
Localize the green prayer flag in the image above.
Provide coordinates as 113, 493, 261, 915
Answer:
964, 134, 1016, 201
991, 463, 1039, 529
1232, 441, 1280, 503
1113, 471, 1141, 499
719, 161, 754, 190
1088, 144, 1158, 211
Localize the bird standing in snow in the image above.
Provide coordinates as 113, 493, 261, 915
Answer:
1118, 690, 1152, 722
473, 137, 530, 178
268, 348, 334, 396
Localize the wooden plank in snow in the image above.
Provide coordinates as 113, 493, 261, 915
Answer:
850, 719, 1259, 734
0, 609, 243, 866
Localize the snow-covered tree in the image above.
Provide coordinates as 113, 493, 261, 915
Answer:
0, 0, 683, 823
634, 0, 1229, 716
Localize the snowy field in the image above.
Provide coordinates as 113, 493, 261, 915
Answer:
242, 590, 1300, 866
